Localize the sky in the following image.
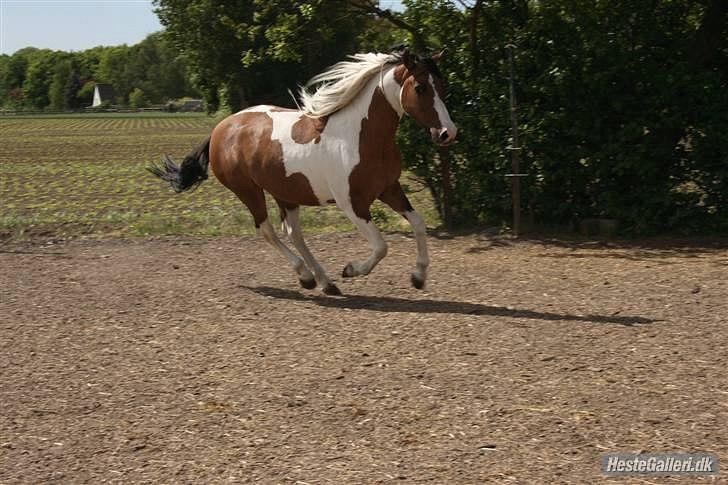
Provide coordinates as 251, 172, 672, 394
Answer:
0, 1, 163, 55
0, 0, 405, 56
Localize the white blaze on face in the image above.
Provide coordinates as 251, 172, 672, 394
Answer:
429, 74, 457, 144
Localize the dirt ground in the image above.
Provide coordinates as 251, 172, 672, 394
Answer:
1, 232, 727, 483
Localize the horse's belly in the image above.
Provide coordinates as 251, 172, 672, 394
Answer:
280, 147, 339, 205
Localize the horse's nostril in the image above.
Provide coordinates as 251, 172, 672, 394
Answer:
439, 130, 449, 141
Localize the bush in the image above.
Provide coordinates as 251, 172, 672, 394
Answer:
397, 0, 728, 235
129, 88, 149, 108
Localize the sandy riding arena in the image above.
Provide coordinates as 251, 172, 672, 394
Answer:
1, 233, 727, 483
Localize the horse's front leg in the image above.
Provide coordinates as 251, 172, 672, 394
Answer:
335, 192, 388, 278
378, 182, 429, 289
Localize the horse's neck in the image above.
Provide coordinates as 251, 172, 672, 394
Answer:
335, 68, 402, 142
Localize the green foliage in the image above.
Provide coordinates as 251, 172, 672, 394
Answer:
48, 58, 83, 110
129, 88, 149, 108
95, 46, 133, 102
370, 203, 393, 226
513, 0, 728, 235
392, 0, 728, 235
0, 54, 28, 107
0, 33, 197, 110
23, 50, 59, 109
93, 33, 196, 106
154, 0, 371, 111
76, 81, 96, 105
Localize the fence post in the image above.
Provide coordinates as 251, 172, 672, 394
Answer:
505, 43, 525, 237
438, 147, 453, 229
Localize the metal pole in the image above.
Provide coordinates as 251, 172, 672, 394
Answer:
506, 44, 522, 237
438, 146, 453, 229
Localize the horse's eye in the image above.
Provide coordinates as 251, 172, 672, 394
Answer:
415, 84, 426, 95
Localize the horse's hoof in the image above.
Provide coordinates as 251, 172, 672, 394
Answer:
410, 273, 425, 290
323, 283, 342, 296
299, 277, 317, 290
342, 262, 356, 278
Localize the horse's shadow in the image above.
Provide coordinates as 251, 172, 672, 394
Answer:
242, 286, 656, 326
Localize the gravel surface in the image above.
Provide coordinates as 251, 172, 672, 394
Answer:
1, 233, 727, 483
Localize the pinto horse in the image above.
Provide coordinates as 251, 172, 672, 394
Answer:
149, 49, 457, 295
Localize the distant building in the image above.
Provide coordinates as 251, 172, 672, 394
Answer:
92, 84, 116, 107
180, 99, 204, 112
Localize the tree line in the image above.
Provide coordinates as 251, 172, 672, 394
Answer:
0, 32, 197, 110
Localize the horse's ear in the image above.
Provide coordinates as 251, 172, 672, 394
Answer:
431, 49, 445, 63
402, 49, 418, 70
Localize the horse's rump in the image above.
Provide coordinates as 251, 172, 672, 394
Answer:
209, 109, 321, 207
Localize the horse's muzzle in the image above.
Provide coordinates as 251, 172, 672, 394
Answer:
431, 126, 457, 146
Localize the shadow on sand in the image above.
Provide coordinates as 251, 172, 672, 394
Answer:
243, 286, 656, 326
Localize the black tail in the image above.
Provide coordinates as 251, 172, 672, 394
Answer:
147, 136, 211, 193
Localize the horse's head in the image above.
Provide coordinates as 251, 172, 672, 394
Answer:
395, 49, 457, 146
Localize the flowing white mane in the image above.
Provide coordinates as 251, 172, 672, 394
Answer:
298, 52, 400, 117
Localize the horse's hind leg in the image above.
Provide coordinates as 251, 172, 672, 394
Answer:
378, 182, 429, 289
278, 203, 340, 295
228, 180, 314, 289
259, 219, 317, 289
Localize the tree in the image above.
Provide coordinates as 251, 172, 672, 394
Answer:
127, 32, 197, 104
23, 49, 59, 109
48, 60, 71, 110
154, 0, 370, 111
0, 48, 34, 107
77, 81, 96, 106
48, 57, 82, 110
95, 46, 134, 104
510, 0, 728, 234
129, 87, 149, 108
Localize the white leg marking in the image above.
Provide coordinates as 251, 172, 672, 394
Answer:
340, 207, 388, 277
403, 210, 429, 288
258, 219, 314, 283
282, 208, 335, 290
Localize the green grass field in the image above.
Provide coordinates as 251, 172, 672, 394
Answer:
0, 113, 440, 240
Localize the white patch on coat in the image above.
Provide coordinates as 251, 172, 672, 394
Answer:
237, 105, 275, 114
260, 66, 402, 208
381, 68, 405, 117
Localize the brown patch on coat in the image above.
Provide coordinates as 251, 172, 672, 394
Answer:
209, 110, 320, 227
291, 115, 328, 144
393, 64, 409, 86
393, 64, 442, 129
348, 87, 402, 221
378, 182, 414, 214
